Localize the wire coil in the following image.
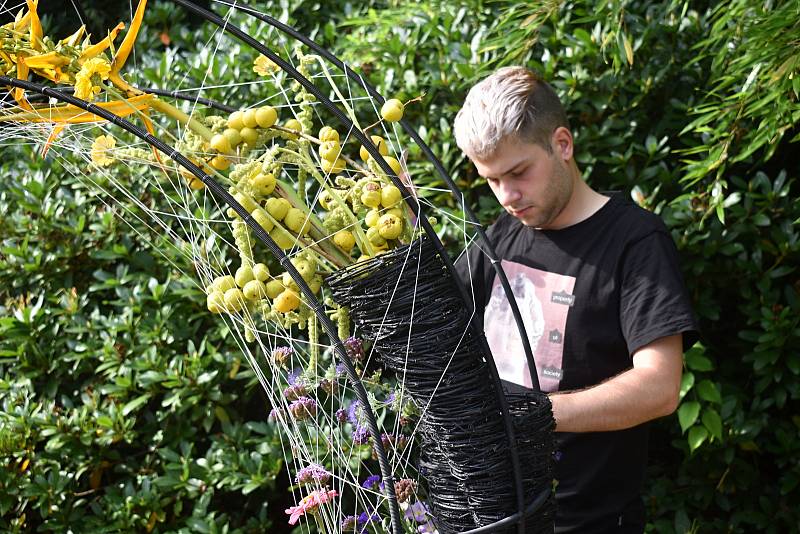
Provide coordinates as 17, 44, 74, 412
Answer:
328, 237, 555, 533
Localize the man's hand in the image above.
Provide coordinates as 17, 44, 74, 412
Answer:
548, 334, 684, 432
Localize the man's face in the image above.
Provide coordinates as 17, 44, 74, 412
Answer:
471, 134, 574, 229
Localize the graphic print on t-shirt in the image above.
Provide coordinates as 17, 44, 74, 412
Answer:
484, 260, 576, 392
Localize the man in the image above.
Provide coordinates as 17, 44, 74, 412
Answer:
453, 66, 698, 532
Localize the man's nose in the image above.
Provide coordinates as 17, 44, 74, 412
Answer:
494, 181, 520, 206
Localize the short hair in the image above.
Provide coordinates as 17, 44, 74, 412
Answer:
454, 66, 569, 159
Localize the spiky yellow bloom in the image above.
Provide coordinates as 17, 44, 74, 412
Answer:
74, 57, 111, 101
253, 54, 279, 76
90, 135, 116, 166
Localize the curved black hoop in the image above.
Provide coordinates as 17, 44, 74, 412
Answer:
163, 2, 538, 533
216, 0, 543, 393
0, 2, 556, 530
0, 75, 406, 534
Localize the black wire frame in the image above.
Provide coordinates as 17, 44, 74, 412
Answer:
191, 1, 553, 532
213, 1, 543, 394
0, 1, 553, 530
162, 1, 536, 533
0, 75, 407, 533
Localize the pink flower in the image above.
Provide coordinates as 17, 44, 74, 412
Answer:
285, 489, 339, 525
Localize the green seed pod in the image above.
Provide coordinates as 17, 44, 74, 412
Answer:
252, 208, 275, 232
270, 226, 295, 250
243, 279, 267, 300
284, 208, 310, 234
251, 172, 276, 196
381, 184, 402, 208
234, 192, 259, 213
207, 290, 225, 313
235, 265, 255, 288
253, 263, 270, 281
366, 226, 387, 247
378, 213, 403, 240
265, 197, 291, 220
266, 279, 284, 299
213, 275, 236, 293
224, 287, 246, 312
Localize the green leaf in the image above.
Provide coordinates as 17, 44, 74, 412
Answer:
702, 408, 723, 440
685, 348, 714, 371
677, 401, 700, 433
679, 372, 695, 401
688, 426, 709, 452
122, 394, 151, 416
96, 415, 114, 429
752, 213, 770, 226
697, 380, 722, 404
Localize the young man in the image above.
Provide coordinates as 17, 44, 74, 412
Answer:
453, 66, 698, 532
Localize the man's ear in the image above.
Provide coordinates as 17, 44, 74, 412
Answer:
551, 127, 573, 161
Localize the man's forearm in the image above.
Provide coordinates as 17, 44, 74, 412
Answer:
548, 334, 683, 433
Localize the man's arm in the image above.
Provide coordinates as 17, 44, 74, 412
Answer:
548, 334, 683, 432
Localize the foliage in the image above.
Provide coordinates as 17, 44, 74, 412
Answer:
0, 149, 282, 532
1, 0, 798, 532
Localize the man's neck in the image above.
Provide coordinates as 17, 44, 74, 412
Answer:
541, 174, 609, 230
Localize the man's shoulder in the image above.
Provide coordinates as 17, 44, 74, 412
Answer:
578, 192, 670, 245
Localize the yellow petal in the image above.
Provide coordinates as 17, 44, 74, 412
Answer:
0, 94, 154, 124
60, 25, 86, 47
14, 8, 31, 31
112, 0, 148, 75
107, 71, 142, 96
26, 0, 43, 51
0, 51, 14, 67
79, 22, 125, 63
14, 61, 32, 111
42, 124, 66, 157
20, 51, 70, 70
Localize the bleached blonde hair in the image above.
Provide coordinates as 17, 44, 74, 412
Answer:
454, 66, 569, 160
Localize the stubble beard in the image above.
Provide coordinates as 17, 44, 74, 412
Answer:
517, 160, 574, 229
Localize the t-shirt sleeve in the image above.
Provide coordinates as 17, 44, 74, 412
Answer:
619, 230, 699, 355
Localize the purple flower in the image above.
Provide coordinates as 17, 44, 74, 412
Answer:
383, 391, 396, 406
348, 400, 363, 425
357, 510, 380, 532
288, 397, 317, 420
344, 336, 364, 362
287, 368, 303, 386
296, 463, 331, 485
335, 408, 347, 424
404, 501, 428, 524
268, 407, 283, 422
335, 363, 348, 376
361, 474, 381, 490
352, 424, 370, 445
418, 520, 437, 533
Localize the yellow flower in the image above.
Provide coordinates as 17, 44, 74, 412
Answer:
253, 54, 279, 76
91, 135, 116, 166
74, 57, 111, 100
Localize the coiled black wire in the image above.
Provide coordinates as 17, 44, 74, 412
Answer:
328, 238, 555, 533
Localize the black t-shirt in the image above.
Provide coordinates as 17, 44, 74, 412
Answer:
455, 192, 699, 532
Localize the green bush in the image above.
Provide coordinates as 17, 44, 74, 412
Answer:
0, 150, 283, 532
